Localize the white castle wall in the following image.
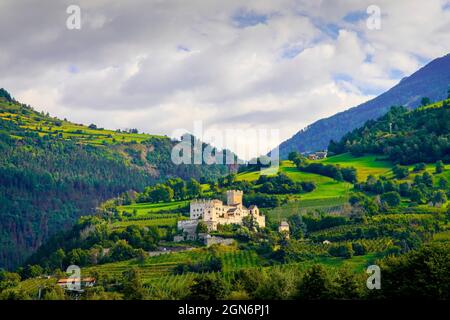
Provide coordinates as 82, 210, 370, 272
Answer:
183, 190, 266, 232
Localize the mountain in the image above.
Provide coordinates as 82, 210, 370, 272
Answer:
0, 91, 235, 269
276, 53, 450, 158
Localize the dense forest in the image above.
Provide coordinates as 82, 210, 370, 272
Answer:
329, 101, 450, 164
0, 90, 233, 269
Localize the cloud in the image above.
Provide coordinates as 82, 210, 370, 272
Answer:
0, 0, 449, 159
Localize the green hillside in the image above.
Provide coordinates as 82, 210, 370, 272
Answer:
329, 99, 450, 164
0, 91, 232, 269
1, 92, 449, 300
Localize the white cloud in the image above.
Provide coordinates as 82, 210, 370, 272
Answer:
0, 0, 449, 159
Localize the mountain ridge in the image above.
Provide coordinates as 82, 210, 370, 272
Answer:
275, 53, 450, 158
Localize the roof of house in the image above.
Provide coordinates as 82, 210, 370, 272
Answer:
57, 277, 96, 284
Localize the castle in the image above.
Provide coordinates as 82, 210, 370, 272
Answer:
177, 190, 266, 235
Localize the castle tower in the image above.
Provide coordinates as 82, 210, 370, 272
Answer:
227, 190, 243, 206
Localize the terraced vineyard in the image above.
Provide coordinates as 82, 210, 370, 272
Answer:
267, 198, 348, 222
111, 216, 181, 230
16, 278, 57, 297
0, 101, 165, 146
118, 201, 189, 217
84, 248, 260, 282
219, 250, 260, 272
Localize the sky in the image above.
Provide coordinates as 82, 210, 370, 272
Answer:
1, 0, 450, 159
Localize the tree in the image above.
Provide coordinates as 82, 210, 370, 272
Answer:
122, 268, 147, 300
149, 184, 174, 203
352, 242, 367, 256
186, 178, 202, 199
393, 165, 409, 179
49, 248, 66, 270
296, 265, 335, 300
167, 178, 187, 200
0, 271, 21, 292
109, 240, 136, 262
288, 151, 300, 162
376, 242, 450, 299
380, 191, 401, 207
287, 214, 307, 239
66, 248, 89, 266
242, 214, 258, 230
438, 177, 448, 189
20, 265, 44, 279
253, 269, 296, 299
196, 221, 208, 234
435, 160, 444, 174
328, 244, 354, 258
188, 274, 229, 300
335, 268, 363, 299
41, 284, 67, 300
413, 162, 426, 172
422, 172, 434, 187
399, 182, 411, 197
410, 187, 426, 204
421, 97, 431, 106
432, 190, 447, 207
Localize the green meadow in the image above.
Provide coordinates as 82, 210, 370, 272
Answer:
118, 200, 189, 217
321, 153, 394, 181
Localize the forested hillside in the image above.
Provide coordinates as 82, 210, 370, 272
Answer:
0, 90, 232, 269
328, 99, 450, 164
276, 53, 450, 158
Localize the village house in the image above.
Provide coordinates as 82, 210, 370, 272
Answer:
57, 277, 96, 292
177, 190, 266, 239
307, 151, 328, 160
279, 220, 290, 233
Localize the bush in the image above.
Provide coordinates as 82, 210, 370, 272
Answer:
328, 243, 354, 258
188, 274, 230, 300
380, 191, 401, 207
351, 242, 367, 256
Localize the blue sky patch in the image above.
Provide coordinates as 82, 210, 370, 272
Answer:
68, 65, 79, 74
232, 8, 268, 28
177, 45, 190, 52
343, 10, 367, 23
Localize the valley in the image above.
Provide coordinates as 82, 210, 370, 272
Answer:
0, 92, 449, 301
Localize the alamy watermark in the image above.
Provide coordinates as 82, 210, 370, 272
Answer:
366, 265, 381, 289
170, 121, 280, 175
65, 264, 82, 291
366, 5, 381, 30
66, 5, 81, 30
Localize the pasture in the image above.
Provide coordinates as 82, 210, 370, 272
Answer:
321, 153, 393, 181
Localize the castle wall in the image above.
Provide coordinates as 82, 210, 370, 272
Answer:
226, 190, 243, 206
181, 191, 266, 233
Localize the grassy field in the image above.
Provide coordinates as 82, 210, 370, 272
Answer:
315, 252, 381, 273
236, 160, 352, 200
0, 101, 165, 145
280, 161, 352, 200
321, 153, 394, 181
111, 216, 181, 230
118, 200, 189, 217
